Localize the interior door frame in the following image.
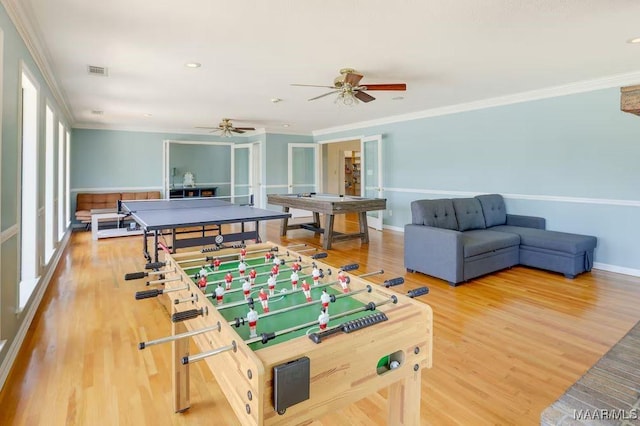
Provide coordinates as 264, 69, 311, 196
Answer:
361, 134, 383, 230
232, 143, 254, 205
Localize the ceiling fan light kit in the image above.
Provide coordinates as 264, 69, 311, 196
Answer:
292, 68, 406, 105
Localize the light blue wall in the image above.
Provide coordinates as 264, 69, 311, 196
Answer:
0, 3, 71, 370
169, 143, 231, 189
314, 88, 640, 273
264, 133, 314, 187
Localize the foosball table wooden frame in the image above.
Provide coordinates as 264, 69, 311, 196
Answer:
136, 242, 433, 425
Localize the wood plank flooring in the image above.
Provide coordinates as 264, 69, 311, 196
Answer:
1, 215, 639, 425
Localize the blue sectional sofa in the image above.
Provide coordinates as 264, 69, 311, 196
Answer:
404, 194, 597, 286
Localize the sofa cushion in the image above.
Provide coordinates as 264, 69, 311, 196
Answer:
491, 225, 597, 254
475, 194, 507, 227
411, 199, 458, 230
461, 229, 520, 258
452, 198, 486, 231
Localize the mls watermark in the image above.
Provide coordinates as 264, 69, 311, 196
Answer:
574, 408, 638, 421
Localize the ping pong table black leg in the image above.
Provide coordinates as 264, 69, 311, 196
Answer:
254, 220, 261, 243
154, 231, 160, 262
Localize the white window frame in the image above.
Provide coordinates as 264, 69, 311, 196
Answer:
44, 103, 55, 263
57, 122, 65, 240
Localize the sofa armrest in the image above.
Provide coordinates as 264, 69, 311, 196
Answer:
506, 214, 546, 229
404, 224, 464, 284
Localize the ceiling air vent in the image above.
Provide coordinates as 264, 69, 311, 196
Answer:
87, 65, 108, 76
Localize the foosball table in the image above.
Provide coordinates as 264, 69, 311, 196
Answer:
127, 243, 433, 425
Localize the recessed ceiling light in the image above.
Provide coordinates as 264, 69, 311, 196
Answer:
185, 62, 201, 68
392, 96, 404, 101
283, 124, 290, 128
91, 110, 104, 115
143, 113, 153, 117
271, 98, 283, 103
627, 37, 640, 44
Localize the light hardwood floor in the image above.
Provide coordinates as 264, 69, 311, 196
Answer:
1, 216, 639, 425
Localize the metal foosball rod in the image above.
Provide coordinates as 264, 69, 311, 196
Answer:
146, 276, 183, 285
193, 256, 302, 286
230, 285, 375, 328
187, 251, 297, 278
181, 341, 237, 365
174, 293, 198, 304
246, 295, 398, 345
138, 322, 221, 350
206, 263, 325, 299
176, 246, 280, 265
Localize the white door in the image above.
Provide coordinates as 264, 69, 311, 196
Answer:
288, 144, 316, 217
361, 135, 383, 230
233, 143, 252, 205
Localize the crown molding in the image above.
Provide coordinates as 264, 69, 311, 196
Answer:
313, 70, 640, 137
1, 0, 75, 125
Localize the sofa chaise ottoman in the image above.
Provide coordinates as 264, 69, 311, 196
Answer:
404, 194, 597, 285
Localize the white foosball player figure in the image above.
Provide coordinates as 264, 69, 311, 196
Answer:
247, 307, 259, 338
249, 268, 257, 286
238, 261, 247, 276
312, 265, 321, 285
267, 273, 277, 296
338, 270, 349, 293
199, 265, 208, 278
258, 288, 269, 312
290, 270, 299, 291
320, 289, 331, 313
215, 283, 225, 305
242, 279, 251, 300
301, 280, 311, 302
318, 308, 329, 330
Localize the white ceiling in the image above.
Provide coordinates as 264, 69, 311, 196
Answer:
12, 0, 640, 135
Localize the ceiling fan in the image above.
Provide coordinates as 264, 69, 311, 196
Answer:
195, 118, 255, 137
292, 68, 406, 105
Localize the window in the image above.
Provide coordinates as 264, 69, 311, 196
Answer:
57, 122, 65, 240
44, 104, 55, 263
66, 129, 70, 226
19, 67, 39, 308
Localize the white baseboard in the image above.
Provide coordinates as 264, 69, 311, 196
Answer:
0, 229, 71, 391
593, 262, 640, 278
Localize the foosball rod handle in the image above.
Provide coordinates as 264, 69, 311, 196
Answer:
311, 252, 328, 259
124, 271, 148, 280
135, 289, 162, 299
308, 326, 343, 344
384, 277, 405, 287
341, 263, 359, 272
171, 307, 207, 323
407, 286, 430, 298
145, 262, 166, 270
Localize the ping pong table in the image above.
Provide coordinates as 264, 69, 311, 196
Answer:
119, 198, 291, 262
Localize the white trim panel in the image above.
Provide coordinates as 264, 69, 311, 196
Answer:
1, 224, 18, 244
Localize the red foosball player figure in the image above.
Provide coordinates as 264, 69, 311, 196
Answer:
264, 251, 273, 264
197, 274, 207, 289
271, 263, 279, 278
211, 257, 222, 271
338, 270, 349, 293
242, 279, 251, 300
312, 265, 321, 285
258, 288, 269, 313
320, 289, 331, 313
301, 279, 312, 302
247, 307, 259, 338
290, 270, 299, 291
215, 283, 225, 305
225, 272, 234, 290
318, 308, 329, 330
249, 268, 257, 286
267, 273, 276, 296
238, 261, 247, 276
291, 261, 301, 272
240, 247, 247, 261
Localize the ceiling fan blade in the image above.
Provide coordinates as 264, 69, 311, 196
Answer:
231, 129, 246, 134
360, 83, 406, 91
308, 90, 341, 101
292, 84, 338, 89
344, 72, 364, 86
233, 127, 255, 131
355, 91, 376, 103
195, 126, 220, 130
